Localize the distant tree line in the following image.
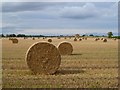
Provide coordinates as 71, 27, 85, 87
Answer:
0, 34, 45, 37
0, 32, 120, 39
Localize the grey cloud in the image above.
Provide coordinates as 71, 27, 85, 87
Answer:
2, 2, 56, 12
2, 2, 72, 13
60, 3, 99, 19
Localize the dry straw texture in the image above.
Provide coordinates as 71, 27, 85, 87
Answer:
57, 41, 73, 55
26, 42, 61, 75
48, 39, 52, 43
11, 38, 18, 44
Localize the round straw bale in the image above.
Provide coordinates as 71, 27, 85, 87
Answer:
11, 38, 18, 44
26, 42, 61, 75
48, 39, 52, 43
97, 38, 100, 40
85, 37, 87, 40
74, 38, 77, 41
79, 38, 82, 41
95, 38, 98, 41
57, 41, 73, 55
103, 39, 107, 42
32, 37, 35, 40
101, 38, 103, 40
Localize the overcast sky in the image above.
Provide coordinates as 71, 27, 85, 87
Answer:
1, 2, 118, 35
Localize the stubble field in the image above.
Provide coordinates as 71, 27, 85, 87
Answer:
2, 37, 118, 88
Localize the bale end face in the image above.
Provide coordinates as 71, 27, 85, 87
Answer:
48, 39, 52, 43
26, 42, 61, 75
32, 38, 35, 40
103, 39, 107, 42
101, 38, 103, 40
79, 38, 82, 41
11, 38, 18, 44
58, 41, 73, 55
95, 38, 98, 41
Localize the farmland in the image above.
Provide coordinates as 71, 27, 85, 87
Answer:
2, 37, 118, 88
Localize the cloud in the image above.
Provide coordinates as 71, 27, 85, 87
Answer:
2, 2, 118, 35
60, 3, 99, 19
2, 2, 55, 12
2, 0, 120, 2
2, 2, 70, 13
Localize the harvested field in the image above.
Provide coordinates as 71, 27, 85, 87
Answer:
2, 37, 118, 88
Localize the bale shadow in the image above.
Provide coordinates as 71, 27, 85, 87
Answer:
71, 53, 82, 56
55, 68, 85, 75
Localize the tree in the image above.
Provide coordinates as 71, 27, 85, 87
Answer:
6, 34, 16, 37
0, 34, 5, 37
107, 32, 113, 38
17, 34, 26, 37
89, 34, 94, 37
82, 35, 86, 37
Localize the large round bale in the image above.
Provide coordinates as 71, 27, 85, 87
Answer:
103, 39, 107, 42
74, 38, 77, 41
11, 38, 18, 44
57, 41, 73, 55
26, 42, 61, 75
48, 39, 52, 43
